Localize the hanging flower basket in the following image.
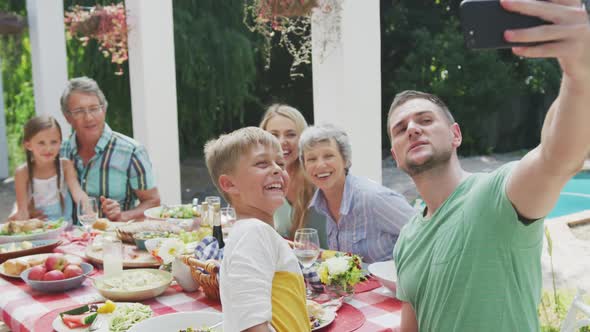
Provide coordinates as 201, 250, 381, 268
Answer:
0, 12, 26, 35
244, 0, 340, 78
64, 4, 128, 75
258, 0, 319, 18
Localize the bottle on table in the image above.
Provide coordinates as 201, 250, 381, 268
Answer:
212, 202, 225, 249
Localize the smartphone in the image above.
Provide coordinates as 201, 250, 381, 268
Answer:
460, 0, 551, 49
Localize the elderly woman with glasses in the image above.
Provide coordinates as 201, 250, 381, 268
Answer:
60, 76, 160, 222
299, 124, 415, 263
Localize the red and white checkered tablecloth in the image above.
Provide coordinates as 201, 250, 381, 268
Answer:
0, 276, 402, 332
0, 234, 402, 332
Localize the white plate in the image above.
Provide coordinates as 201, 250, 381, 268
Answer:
144, 205, 196, 231
51, 302, 140, 332
84, 241, 160, 268
367, 260, 397, 293
0, 253, 81, 278
0, 239, 62, 263
127, 311, 223, 332
309, 300, 337, 331
144, 205, 195, 221
0, 220, 68, 244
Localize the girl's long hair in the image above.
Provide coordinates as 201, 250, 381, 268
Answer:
23, 116, 64, 213
260, 104, 315, 239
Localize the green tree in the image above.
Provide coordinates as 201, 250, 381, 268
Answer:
172, 1, 259, 157
0, 1, 32, 173
380, 0, 561, 155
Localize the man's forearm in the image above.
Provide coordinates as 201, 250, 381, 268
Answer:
120, 198, 160, 221
539, 76, 590, 174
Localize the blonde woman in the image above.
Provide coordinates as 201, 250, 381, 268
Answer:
260, 104, 327, 248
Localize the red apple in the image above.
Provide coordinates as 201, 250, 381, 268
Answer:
45, 254, 67, 271
43, 270, 65, 281
28, 265, 47, 281
63, 264, 83, 279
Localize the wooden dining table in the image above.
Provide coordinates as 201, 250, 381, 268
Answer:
0, 232, 403, 332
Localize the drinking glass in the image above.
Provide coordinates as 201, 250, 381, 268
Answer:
205, 196, 221, 210
293, 228, 320, 268
221, 207, 237, 227
77, 197, 98, 234
103, 236, 123, 277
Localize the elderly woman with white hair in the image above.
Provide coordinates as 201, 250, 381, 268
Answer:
299, 124, 415, 263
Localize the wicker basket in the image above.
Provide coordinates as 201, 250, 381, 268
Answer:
182, 255, 220, 301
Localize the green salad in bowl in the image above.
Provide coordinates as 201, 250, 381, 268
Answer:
0, 219, 67, 244
144, 205, 198, 221
159, 205, 195, 219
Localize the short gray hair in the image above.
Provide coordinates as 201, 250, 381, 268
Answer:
60, 76, 108, 114
299, 124, 352, 172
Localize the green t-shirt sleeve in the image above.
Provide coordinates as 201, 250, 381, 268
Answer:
474, 161, 544, 248
393, 239, 409, 302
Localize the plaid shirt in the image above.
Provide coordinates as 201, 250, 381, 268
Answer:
194, 236, 324, 292
61, 124, 155, 217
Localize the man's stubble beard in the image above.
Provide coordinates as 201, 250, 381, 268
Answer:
403, 145, 453, 177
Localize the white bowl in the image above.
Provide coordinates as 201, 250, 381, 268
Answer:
21, 262, 93, 293
368, 260, 397, 293
144, 205, 196, 230
127, 311, 222, 332
92, 269, 172, 302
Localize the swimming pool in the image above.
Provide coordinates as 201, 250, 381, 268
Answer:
548, 172, 590, 219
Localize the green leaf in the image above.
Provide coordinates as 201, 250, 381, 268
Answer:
544, 226, 553, 256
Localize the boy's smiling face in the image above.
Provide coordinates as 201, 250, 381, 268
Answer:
220, 143, 290, 222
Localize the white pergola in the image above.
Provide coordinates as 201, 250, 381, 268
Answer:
19, 0, 382, 203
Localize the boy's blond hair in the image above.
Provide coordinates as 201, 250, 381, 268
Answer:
204, 127, 282, 203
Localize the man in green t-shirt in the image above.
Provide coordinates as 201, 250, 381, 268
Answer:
386, 1, 590, 331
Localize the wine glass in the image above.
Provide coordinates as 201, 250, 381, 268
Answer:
221, 206, 237, 227
78, 197, 98, 234
293, 228, 320, 268
294, 228, 320, 297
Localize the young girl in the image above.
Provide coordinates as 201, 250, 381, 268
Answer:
11, 115, 87, 221
260, 104, 328, 248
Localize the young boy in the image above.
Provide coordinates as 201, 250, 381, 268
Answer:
204, 127, 310, 332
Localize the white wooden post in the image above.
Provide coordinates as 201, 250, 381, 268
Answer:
311, 0, 382, 183
0, 58, 8, 179
26, 0, 70, 136
125, 0, 181, 204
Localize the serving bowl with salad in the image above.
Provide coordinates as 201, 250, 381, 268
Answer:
144, 205, 198, 230
0, 218, 67, 244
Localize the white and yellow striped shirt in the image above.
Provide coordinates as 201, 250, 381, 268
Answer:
220, 218, 310, 332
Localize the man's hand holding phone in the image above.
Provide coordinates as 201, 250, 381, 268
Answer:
461, 0, 589, 81
500, 0, 590, 83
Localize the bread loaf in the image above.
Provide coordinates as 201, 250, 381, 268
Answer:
4, 258, 29, 275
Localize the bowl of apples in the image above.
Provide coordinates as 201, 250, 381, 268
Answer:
20, 253, 93, 293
